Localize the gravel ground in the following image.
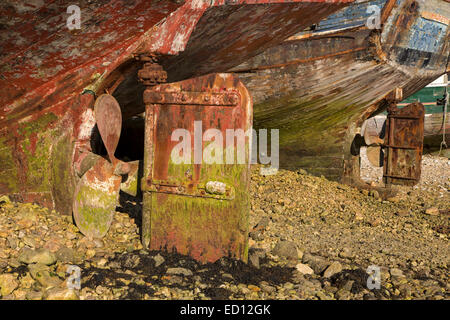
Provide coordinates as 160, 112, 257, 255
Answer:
0, 153, 448, 300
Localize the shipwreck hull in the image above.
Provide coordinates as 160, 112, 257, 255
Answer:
0, 0, 351, 211
233, 0, 450, 183
0, 0, 357, 262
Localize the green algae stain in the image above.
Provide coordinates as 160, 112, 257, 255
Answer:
0, 139, 19, 194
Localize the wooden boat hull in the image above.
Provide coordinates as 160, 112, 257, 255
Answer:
0, 0, 357, 262
0, 0, 353, 210
233, 0, 450, 183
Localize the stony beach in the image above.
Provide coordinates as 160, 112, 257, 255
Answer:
0, 154, 448, 300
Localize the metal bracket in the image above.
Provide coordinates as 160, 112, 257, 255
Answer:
143, 179, 235, 200
143, 91, 240, 107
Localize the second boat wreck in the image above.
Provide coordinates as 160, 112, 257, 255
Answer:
232, 0, 450, 188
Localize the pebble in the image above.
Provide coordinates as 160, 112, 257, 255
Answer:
0, 274, 19, 296
323, 261, 343, 278
339, 248, 354, 259
390, 268, 405, 278
152, 254, 165, 267
18, 248, 56, 265
302, 253, 329, 274
25, 291, 43, 300
295, 263, 314, 275
55, 247, 76, 264
0, 154, 448, 300
44, 287, 79, 300
424, 208, 439, 216
166, 268, 193, 277
272, 241, 299, 260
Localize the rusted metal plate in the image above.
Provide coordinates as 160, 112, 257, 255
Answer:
94, 94, 122, 165
73, 157, 121, 239
383, 102, 425, 186
142, 73, 252, 263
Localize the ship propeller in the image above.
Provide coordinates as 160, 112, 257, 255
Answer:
73, 94, 139, 239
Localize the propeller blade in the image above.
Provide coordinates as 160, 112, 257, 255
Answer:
73, 157, 121, 239
119, 160, 140, 197
94, 94, 122, 165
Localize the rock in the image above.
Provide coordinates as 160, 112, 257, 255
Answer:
323, 261, 342, 278
0, 274, 19, 296
272, 241, 299, 260
314, 291, 330, 300
390, 268, 405, 278
249, 252, 260, 269
96, 258, 108, 267
6, 236, 18, 249
295, 263, 314, 275
248, 248, 266, 269
93, 239, 104, 248
302, 253, 329, 274
44, 239, 62, 253
368, 218, 382, 227
25, 291, 44, 300
44, 287, 79, 300
342, 280, 354, 291
395, 210, 409, 217
78, 236, 96, 248
259, 281, 276, 294
253, 217, 270, 231
0, 195, 11, 204
166, 267, 193, 277
222, 273, 233, 280
28, 264, 62, 289
18, 248, 56, 265
28, 263, 49, 277
425, 208, 439, 216
283, 282, 294, 290
22, 236, 38, 248
339, 248, 354, 259
249, 231, 264, 241
123, 254, 140, 268
248, 284, 261, 292
335, 288, 352, 300
55, 247, 76, 263
19, 273, 35, 289
152, 254, 165, 267
354, 212, 364, 221
85, 249, 96, 259
387, 196, 401, 203
13, 289, 27, 299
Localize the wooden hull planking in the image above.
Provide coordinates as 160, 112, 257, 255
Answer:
233, 0, 450, 183
0, 0, 354, 212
